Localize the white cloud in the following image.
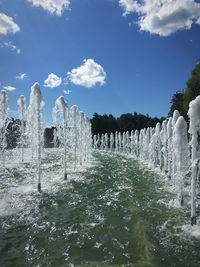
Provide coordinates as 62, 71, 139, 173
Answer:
119, 0, 139, 15
0, 13, 20, 35
44, 73, 62, 88
4, 41, 20, 54
67, 59, 106, 88
26, 0, 70, 16
119, 0, 200, 36
16, 73, 27, 80
3, 86, 16, 91
64, 89, 71, 95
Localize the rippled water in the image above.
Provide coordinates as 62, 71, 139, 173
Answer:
0, 149, 200, 267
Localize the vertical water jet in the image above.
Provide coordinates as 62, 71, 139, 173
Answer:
53, 96, 68, 180
29, 83, 45, 192
173, 116, 189, 206
17, 95, 26, 163
188, 96, 200, 225
70, 105, 79, 170
0, 90, 9, 168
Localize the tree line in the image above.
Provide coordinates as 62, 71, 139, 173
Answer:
91, 112, 165, 136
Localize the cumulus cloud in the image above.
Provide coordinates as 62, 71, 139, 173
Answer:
119, 0, 200, 36
67, 59, 106, 88
4, 41, 20, 54
3, 86, 16, 91
63, 89, 71, 95
16, 73, 27, 80
119, 0, 139, 15
0, 13, 20, 35
26, 0, 70, 16
44, 73, 62, 88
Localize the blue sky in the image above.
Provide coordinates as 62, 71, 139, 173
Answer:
1, 0, 200, 125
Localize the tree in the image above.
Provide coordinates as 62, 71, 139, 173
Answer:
90, 112, 165, 136
107, 114, 118, 134
44, 127, 55, 148
91, 113, 104, 135
6, 118, 21, 148
183, 60, 200, 112
118, 113, 135, 132
168, 91, 187, 119
133, 112, 150, 130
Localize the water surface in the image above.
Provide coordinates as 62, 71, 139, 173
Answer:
0, 150, 200, 266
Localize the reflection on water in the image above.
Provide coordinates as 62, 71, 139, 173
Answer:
0, 150, 200, 267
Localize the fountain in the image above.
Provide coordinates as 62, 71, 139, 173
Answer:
105, 133, 108, 151
110, 132, 114, 151
0, 90, 9, 168
93, 134, 97, 150
94, 100, 200, 226
0, 80, 92, 194
79, 111, 85, 165
122, 132, 126, 154
17, 95, 26, 163
134, 130, 139, 157
115, 131, 118, 152
70, 105, 79, 170
118, 132, 122, 153
166, 117, 173, 179
160, 120, 168, 173
53, 96, 68, 180
28, 83, 45, 192
173, 116, 189, 206
2, 79, 200, 225
3, 80, 200, 267
188, 96, 200, 225
130, 130, 134, 154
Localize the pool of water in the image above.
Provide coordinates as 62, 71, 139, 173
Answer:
0, 150, 200, 266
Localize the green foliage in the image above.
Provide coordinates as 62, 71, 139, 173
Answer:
6, 118, 21, 148
91, 113, 119, 135
90, 112, 165, 135
44, 127, 55, 148
183, 60, 200, 112
118, 113, 135, 132
168, 91, 187, 119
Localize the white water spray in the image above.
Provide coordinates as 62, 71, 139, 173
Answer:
0, 90, 9, 167
28, 83, 45, 191
17, 95, 26, 163
188, 96, 200, 225
53, 96, 68, 180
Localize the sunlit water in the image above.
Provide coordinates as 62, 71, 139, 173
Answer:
1, 149, 200, 267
